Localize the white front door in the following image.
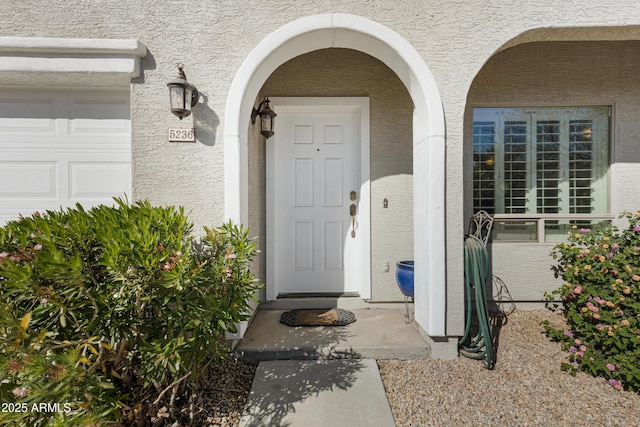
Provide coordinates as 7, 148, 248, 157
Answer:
266, 98, 370, 299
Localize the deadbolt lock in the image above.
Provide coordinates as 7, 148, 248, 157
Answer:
350, 191, 357, 201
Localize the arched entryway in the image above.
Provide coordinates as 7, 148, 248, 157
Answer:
224, 14, 446, 337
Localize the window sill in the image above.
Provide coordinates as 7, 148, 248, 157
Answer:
491, 213, 614, 243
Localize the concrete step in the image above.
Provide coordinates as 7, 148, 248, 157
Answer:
235, 308, 431, 361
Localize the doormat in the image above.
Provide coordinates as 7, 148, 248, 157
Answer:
280, 308, 356, 327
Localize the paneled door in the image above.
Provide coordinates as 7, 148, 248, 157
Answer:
266, 98, 370, 298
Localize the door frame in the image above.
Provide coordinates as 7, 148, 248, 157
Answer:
266, 97, 371, 300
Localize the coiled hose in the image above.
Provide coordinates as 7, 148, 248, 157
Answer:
459, 235, 495, 369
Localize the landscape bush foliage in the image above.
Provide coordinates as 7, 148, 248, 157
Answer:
544, 211, 640, 393
0, 199, 260, 425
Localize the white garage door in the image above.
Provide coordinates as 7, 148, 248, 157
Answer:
0, 87, 131, 225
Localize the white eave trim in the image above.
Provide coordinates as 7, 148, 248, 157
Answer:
0, 37, 147, 84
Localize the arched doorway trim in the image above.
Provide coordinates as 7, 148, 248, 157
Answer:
224, 13, 447, 336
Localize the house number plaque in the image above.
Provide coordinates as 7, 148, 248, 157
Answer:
168, 128, 196, 143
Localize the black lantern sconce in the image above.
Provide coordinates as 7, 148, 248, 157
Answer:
251, 97, 277, 138
167, 64, 199, 120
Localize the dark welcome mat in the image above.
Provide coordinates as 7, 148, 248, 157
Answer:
280, 308, 356, 326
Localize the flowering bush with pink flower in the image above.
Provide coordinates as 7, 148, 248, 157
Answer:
0, 199, 260, 425
544, 211, 640, 392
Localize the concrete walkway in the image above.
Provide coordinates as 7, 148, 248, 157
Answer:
237, 308, 429, 426
239, 359, 395, 427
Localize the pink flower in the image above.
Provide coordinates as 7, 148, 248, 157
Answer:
621, 319, 630, 327
576, 351, 585, 358
574, 338, 582, 346
569, 346, 577, 353
162, 263, 171, 271
632, 275, 640, 281
33, 244, 42, 251
579, 345, 587, 352
12, 387, 27, 398
584, 265, 592, 271
609, 379, 622, 390
0, 252, 7, 259
574, 286, 582, 294
612, 243, 619, 249
634, 226, 640, 232
564, 330, 574, 338
606, 363, 616, 371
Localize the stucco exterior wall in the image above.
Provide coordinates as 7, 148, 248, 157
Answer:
3, 1, 640, 338
467, 41, 640, 303
258, 48, 414, 302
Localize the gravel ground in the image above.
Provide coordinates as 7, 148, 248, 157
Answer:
187, 309, 639, 426
179, 357, 257, 426
378, 309, 640, 426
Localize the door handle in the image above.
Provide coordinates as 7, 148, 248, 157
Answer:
350, 203, 357, 238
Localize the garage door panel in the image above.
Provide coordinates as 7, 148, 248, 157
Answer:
69, 162, 130, 200
0, 161, 58, 199
0, 88, 131, 225
0, 98, 58, 134
69, 99, 130, 135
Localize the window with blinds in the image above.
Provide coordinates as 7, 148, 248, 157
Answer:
472, 121, 496, 212
472, 107, 610, 216
504, 121, 528, 214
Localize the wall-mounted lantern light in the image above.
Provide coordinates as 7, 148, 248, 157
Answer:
167, 64, 198, 120
251, 97, 277, 138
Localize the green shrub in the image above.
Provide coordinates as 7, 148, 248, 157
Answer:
544, 211, 640, 392
0, 199, 260, 425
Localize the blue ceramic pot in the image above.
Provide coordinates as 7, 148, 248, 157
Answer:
395, 261, 414, 297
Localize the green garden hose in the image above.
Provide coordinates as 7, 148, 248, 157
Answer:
459, 234, 495, 369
